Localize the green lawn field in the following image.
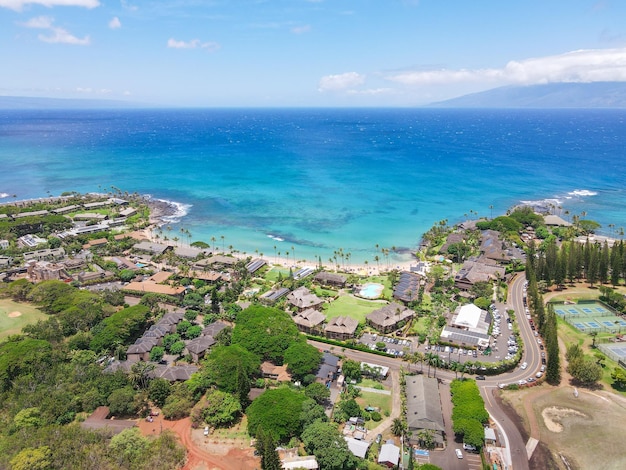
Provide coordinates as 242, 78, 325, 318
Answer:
323, 294, 384, 323
0, 299, 47, 340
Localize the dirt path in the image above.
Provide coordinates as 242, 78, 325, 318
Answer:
368, 370, 400, 437
138, 415, 256, 470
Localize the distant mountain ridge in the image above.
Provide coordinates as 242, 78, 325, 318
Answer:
0, 96, 144, 110
429, 82, 626, 108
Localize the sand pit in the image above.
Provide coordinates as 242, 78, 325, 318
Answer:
541, 406, 587, 433
8, 311, 22, 318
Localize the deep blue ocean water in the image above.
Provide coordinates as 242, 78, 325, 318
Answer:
1, 108, 625, 264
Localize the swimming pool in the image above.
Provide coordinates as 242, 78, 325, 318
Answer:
358, 283, 384, 299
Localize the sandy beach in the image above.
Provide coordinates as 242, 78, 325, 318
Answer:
141, 196, 416, 276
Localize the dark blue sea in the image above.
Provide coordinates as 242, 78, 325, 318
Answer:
1, 108, 625, 264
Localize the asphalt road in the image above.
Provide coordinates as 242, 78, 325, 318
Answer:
308, 272, 540, 470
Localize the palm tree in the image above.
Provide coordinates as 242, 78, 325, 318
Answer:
211, 236, 217, 253
220, 235, 225, 252
391, 417, 406, 437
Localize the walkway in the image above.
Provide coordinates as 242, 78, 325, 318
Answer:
367, 370, 401, 437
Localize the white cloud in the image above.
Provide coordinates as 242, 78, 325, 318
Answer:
21, 15, 90, 45
386, 48, 626, 86
318, 72, 365, 92
347, 88, 394, 96
291, 24, 311, 34
108, 16, 121, 29
0, 0, 99, 11
167, 38, 220, 52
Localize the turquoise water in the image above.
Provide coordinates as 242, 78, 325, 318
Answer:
358, 283, 384, 299
1, 108, 625, 264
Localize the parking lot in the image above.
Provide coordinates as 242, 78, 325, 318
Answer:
359, 333, 414, 357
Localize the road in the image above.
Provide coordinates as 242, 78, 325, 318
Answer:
309, 272, 540, 470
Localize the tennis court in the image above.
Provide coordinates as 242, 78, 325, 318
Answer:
552, 301, 626, 333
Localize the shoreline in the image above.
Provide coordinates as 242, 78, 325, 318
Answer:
141, 196, 418, 275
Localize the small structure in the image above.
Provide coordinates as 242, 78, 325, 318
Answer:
281, 455, 319, 470
484, 427, 497, 446
293, 308, 326, 335
366, 302, 414, 333
344, 437, 370, 459
360, 362, 389, 379
378, 441, 400, 468
287, 286, 324, 311
324, 316, 358, 340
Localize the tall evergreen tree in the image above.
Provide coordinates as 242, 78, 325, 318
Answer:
256, 427, 281, 470
599, 241, 610, 285
587, 246, 599, 287
544, 303, 561, 385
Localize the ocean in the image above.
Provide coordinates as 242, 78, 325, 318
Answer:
1, 108, 625, 265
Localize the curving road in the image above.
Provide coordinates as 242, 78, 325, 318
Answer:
309, 272, 541, 470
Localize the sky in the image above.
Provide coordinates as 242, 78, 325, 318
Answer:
1, 0, 626, 107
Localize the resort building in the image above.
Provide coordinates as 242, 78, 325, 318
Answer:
451, 303, 491, 335
26, 260, 71, 282
440, 326, 490, 348
393, 272, 422, 303
293, 308, 326, 335
185, 336, 216, 362
287, 286, 324, 311
405, 375, 445, 448
314, 271, 347, 288
133, 241, 172, 256
18, 234, 48, 249
246, 258, 267, 274
23, 247, 66, 261
259, 287, 290, 304
325, 316, 358, 340
454, 257, 505, 290
366, 302, 414, 334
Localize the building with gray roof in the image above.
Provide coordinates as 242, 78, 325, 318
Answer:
405, 375, 445, 447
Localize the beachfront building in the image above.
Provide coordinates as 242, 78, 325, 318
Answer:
193, 255, 238, 270
133, 241, 172, 256
325, 316, 358, 340
454, 257, 505, 290
293, 308, 326, 335
259, 287, 290, 305
246, 258, 267, 274
287, 286, 324, 312
366, 302, 414, 334
406, 375, 445, 448
393, 271, 422, 303
314, 271, 347, 288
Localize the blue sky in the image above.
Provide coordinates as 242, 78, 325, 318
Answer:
1, 0, 626, 106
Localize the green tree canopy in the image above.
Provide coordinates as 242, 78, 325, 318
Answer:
301, 421, 356, 470
201, 389, 242, 428
232, 305, 301, 363
199, 345, 260, 402
246, 387, 308, 443
304, 382, 331, 405
284, 341, 322, 380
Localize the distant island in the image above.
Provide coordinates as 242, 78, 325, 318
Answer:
429, 81, 626, 108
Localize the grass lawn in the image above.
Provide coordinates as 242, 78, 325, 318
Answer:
262, 267, 291, 282
356, 390, 392, 430
0, 299, 47, 340
408, 316, 431, 336
361, 275, 393, 298
212, 416, 251, 440
323, 294, 383, 322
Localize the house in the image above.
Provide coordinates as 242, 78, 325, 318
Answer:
344, 437, 370, 459
261, 362, 292, 382
315, 352, 340, 383
124, 281, 186, 297
0, 255, 12, 268
18, 234, 48, 248
293, 308, 326, 335
189, 270, 223, 282
202, 321, 227, 338
281, 455, 319, 470
480, 230, 514, 263
406, 375, 445, 447
325, 316, 358, 340
314, 271, 347, 288
23, 247, 66, 261
361, 362, 389, 379
287, 286, 324, 311
366, 302, 414, 333
126, 338, 158, 363
378, 441, 400, 468
0, 239, 9, 249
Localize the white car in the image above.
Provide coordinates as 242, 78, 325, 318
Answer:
536, 371, 543, 378
518, 379, 527, 386
521, 362, 528, 370
455, 449, 463, 459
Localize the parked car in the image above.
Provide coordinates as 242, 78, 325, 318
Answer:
536, 371, 543, 378
540, 365, 546, 372
376, 434, 382, 444
463, 443, 477, 452
455, 449, 463, 459
476, 375, 486, 380
203, 426, 210, 436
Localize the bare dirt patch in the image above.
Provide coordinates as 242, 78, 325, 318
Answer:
8, 311, 22, 318
503, 385, 626, 470
541, 406, 587, 433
